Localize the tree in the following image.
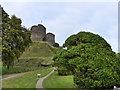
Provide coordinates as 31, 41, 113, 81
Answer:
63, 32, 112, 51
53, 43, 59, 47
2, 8, 31, 69
54, 31, 120, 88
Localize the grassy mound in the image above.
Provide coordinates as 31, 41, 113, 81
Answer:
17, 41, 54, 66
20, 41, 54, 58
2, 41, 55, 75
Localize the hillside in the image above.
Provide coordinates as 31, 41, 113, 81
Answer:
15, 41, 55, 67
2, 41, 55, 75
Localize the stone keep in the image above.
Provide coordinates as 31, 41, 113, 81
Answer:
31, 24, 46, 41
30, 24, 55, 45
46, 33, 55, 45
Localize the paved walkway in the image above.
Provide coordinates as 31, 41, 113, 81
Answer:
36, 69, 54, 89
1, 72, 30, 80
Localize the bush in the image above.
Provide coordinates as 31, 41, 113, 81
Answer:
49, 45, 60, 54
57, 66, 72, 76
53, 43, 59, 47
54, 31, 120, 89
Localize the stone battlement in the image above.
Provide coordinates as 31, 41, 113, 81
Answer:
30, 24, 55, 45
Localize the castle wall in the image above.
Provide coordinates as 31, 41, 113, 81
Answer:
31, 24, 55, 45
46, 33, 55, 45
31, 24, 46, 41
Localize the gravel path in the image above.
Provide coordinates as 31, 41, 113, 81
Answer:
36, 69, 54, 89
1, 72, 30, 80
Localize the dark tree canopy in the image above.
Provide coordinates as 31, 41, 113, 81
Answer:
2, 8, 32, 69
53, 43, 59, 47
54, 31, 120, 88
63, 32, 112, 51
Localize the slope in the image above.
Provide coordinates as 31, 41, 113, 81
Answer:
16, 41, 55, 66
2, 41, 55, 75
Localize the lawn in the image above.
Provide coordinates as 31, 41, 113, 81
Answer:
43, 71, 75, 88
2, 67, 53, 88
2, 41, 55, 88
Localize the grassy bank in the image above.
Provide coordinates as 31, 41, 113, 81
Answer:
2, 67, 53, 88
2, 41, 55, 75
19, 41, 54, 59
2, 66, 51, 75
15, 41, 54, 67
43, 71, 75, 88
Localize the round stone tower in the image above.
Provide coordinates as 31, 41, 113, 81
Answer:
46, 33, 55, 45
31, 24, 46, 41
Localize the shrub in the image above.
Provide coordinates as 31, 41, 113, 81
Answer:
53, 43, 59, 47
54, 31, 120, 88
57, 66, 72, 76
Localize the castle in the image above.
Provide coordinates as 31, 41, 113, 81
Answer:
30, 24, 55, 45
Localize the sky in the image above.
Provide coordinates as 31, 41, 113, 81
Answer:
0, 0, 118, 53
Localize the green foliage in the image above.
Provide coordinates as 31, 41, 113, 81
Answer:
54, 31, 120, 88
53, 49, 74, 76
53, 43, 59, 47
49, 46, 60, 54
2, 41, 55, 75
2, 8, 31, 69
63, 34, 78, 48
57, 66, 72, 76
71, 45, 120, 88
63, 32, 112, 51
117, 53, 120, 58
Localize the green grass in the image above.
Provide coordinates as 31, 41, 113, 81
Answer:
2, 67, 53, 88
43, 71, 75, 88
2, 66, 48, 75
14, 41, 54, 66
16, 57, 53, 67
2, 41, 55, 75
19, 41, 54, 59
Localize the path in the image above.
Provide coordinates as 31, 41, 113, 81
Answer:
36, 69, 55, 89
1, 72, 30, 80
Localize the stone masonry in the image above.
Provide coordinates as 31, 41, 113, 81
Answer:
46, 33, 55, 45
31, 24, 55, 45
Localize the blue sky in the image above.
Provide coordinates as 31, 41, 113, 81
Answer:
0, 1, 118, 52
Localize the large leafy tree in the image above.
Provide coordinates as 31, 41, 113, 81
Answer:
2, 8, 31, 69
54, 31, 120, 88
63, 32, 112, 51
